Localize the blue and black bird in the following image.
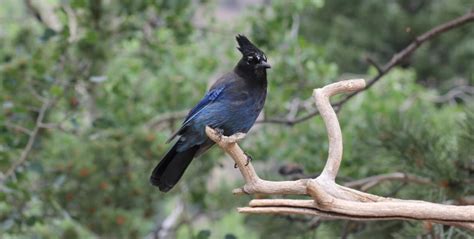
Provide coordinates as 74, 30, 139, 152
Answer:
150, 35, 271, 192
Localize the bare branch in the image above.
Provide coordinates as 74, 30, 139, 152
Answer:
0, 100, 51, 183
314, 79, 366, 180
205, 126, 309, 195
145, 110, 189, 130
2, 122, 32, 136
343, 172, 434, 191
364, 56, 383, 74
431, 85, 474, 104
260, 10, 474, 125
207, 79, 474, 231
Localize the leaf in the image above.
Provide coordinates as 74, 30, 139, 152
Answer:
196, 230, 211, 239
50, 85, 63, 97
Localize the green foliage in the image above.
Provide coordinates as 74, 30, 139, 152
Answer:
297, 0, 474, 88
0, 0, 473, 238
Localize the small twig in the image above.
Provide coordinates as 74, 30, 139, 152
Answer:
432, 85, 474, 104
285, 98, 301, 121
145, 110, 189, 130
365, 56, 383, 74
38, 122, 68, 133
0, 100, 51, 183
37, 110, 76, 134
2, 122, 32, 136
343, 172, 434, 191
27, 81, 48, 103
260, 10, 474, 125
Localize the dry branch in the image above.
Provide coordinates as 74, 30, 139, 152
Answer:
206, 79, 474, 231
205, 128, 309, 195
344, 172, 434, 191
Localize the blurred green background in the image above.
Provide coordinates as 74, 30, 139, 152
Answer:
1, 0, 473, 238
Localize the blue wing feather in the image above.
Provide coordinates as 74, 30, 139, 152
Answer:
166, 86, 225, 142
183, 86, 225, 124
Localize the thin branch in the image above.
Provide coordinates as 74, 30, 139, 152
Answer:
365, 56, 383, 74
145, 110, 189, 130
2, 122, 32, 136
37, 110, 76, 134
343, 172, 434, 191
279, 165, 434, 192
431, 85, 474, 104
0, 100, 51, 183
260, 10, 474, 125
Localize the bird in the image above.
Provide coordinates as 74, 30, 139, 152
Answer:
150, 35, 271, 192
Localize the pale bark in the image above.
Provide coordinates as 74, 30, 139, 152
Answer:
206, 79, 474, 231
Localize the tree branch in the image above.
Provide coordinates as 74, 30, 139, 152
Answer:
146, 110, 189, 130
206, 79, 474, 231
2, 122, 33, 136
343, 172, 434, 191
260, 10, 474, 125
0, 100, 51, 183
205, 127, 309, 195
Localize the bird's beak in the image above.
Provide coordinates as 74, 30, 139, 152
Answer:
259, 61, 271, 69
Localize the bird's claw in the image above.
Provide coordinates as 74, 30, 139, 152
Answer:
215, 128, 224, 141
234, 153, 252, 168
244, 153, 252, 166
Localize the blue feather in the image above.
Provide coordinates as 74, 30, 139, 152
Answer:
166, 85, 225, 143
183, 86, 225, 125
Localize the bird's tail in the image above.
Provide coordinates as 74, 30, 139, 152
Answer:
150, 143, 199, 192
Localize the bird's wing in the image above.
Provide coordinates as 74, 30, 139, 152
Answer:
166, 85, 226, 143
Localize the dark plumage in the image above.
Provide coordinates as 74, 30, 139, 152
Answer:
150, 35, 271, 192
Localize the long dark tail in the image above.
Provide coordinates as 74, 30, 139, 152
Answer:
150, 143, 199, 192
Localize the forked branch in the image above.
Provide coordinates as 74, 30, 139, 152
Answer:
206, 79, 474, 231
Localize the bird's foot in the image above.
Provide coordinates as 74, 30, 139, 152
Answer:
244, 153, 253, 166
206, 126, 246, 144
215, 128, 225, 141
234, 153, 253, 168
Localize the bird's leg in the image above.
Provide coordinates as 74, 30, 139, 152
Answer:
234, 152, 253, 168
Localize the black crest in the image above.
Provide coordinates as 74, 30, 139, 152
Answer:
236, 34, 265, 57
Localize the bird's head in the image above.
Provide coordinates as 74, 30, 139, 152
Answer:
235, 34, 271, 79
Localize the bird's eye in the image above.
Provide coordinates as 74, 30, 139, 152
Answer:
247, 56, 259, 64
